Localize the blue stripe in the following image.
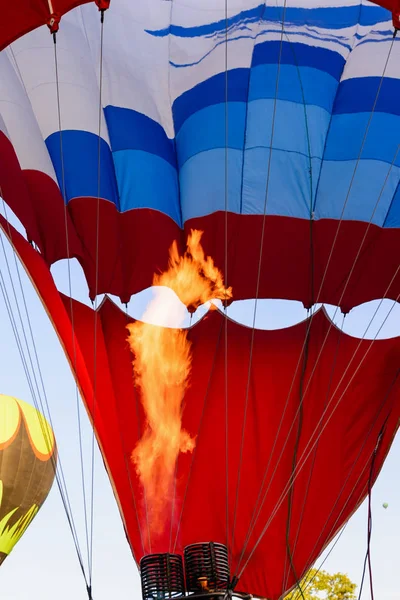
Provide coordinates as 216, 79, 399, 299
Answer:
249, 64, 338, 113
252, 41, 346, 80
241, 147, 315, 218
46, 131, 119, 206
358, 3, 391, 27
173, 44, 343, 133
112, 144, 399, 226
176, 99, 330, 168
146, 4, 389, 37
334, 77, 400, 117
146, 4, 265, 38
176, 103, 246, 167
45, 124, 400, 228
179, 147, 315, 221
104, 106, 176, 167
315, 160, 400, 226
324, 112, 400, 165
384, 180, 400, 227
173, 69, 249, 133
180, 149, 242, 221
245, 100, 329, 160
113, 150, 181, 225
264, 5, 389, 28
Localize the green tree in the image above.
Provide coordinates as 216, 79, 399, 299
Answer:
284, 568, 357, 600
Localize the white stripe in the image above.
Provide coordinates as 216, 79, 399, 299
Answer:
342, 35, 400, 81
0, 50, 57, 179
10, 8, 111, 144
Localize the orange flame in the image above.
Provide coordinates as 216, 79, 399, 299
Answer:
127, 230, 232, 536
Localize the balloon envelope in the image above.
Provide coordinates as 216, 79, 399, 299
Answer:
0, 1, 399, 598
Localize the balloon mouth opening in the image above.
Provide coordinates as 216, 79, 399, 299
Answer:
140, 542, 247, 600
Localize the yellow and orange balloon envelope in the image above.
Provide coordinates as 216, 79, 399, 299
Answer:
0, 394, 57, 564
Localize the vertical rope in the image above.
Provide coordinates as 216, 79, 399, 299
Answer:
52, 31, 92, 587
357, 431, 384, 600
0, 222, 87, 579
88, 10, 106, 592
224, 0, 230, 559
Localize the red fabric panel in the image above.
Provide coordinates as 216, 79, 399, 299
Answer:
371, 0, 400, 26
1, 222, 400, 597
0, 133, 84, 264
371, 0, 400, 11
0, 134, 39, 246
23, 170, 85, 264
56, 200, 400, 310
0, 0, 93, 50
67, 200, 179, 302
27, 191, 400, 310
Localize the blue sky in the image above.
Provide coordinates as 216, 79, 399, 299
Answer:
0, 228, 399, 600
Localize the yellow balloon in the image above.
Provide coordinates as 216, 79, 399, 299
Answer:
0, 394, 57, 564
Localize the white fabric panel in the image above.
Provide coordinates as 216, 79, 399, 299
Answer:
342, 33, 400, 82
0, 50, 56, 179
81, 2, 176, 138
10, 7, 110, 143
0, 110, 9, 138
170, 0, 260, 25
170, 32, 258, 103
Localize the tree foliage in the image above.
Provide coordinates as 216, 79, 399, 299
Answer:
284, 568, 357, 600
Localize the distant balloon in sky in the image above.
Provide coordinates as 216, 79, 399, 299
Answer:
0, 394, 57, 565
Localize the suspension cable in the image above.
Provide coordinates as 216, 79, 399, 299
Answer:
0, 229, 87, 577
290, 523, 348, 600
88, 9, 107, 592
52, 31, 92, 585
356, 432, 383, 600
224, 0, 230, 559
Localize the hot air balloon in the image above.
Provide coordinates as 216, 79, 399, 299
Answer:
0, 1, 399, 599
0, 394, 56, 565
